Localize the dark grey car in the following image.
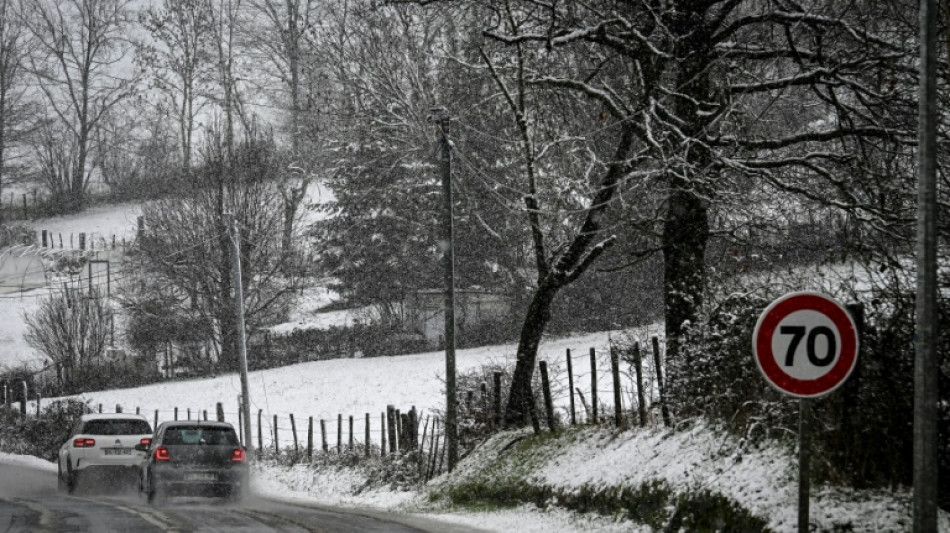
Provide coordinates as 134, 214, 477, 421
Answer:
138, 421, 249, 504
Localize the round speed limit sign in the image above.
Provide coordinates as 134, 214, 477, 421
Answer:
753, 292, 859, 398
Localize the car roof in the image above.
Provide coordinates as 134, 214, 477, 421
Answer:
79, 413, 149, 422
157, 420, 236, 430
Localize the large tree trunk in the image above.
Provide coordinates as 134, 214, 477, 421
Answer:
503, 278, 560, 426
662, 1, 714, 412
662, 189, 709, 408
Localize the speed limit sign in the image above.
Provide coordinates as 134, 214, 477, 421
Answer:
753, 292, 859, 398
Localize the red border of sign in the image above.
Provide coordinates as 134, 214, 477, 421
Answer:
753, 292, 859, 398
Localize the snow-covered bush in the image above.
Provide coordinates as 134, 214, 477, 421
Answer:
0, 399, 88, 461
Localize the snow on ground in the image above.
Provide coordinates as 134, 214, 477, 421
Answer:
50, 330, 620, 442
265, 285, 377, 333
0, 451, 57, 473
0, 294, 42, 368
25, 202, 142, 245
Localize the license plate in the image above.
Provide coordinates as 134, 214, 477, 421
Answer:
185, 473, 215, 482
104, 448, 131, 455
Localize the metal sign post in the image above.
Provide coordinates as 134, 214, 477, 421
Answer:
753, 292, 860, 533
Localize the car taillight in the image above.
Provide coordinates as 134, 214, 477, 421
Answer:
73, 438, 95, 448
231, 448, 245, 462
140, 438, 151, 447
155, 447, 170, 461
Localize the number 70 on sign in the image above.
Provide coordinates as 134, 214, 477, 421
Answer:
753, 292, 859, 399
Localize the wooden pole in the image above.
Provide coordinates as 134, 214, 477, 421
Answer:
308, 416, 314, 460
321, 419, 328, 453
258, 409, 263, 453
380, 413, 386, 455
539, 361, 556, 432
290, 414, 299, 459
154, 410, 159, 429
117, 404, 124, 414
610, 346, 623, 427
348, 415, 354, 451
273, 414, 279, 456
174, 407, 178, 420
216, 402, 225, 422
590, 348, 598, 424
365, 413, 371, 457
566, 349, 576, 425
492, 372, 502, 429
337, 414, 343, 452
652, 337, 672, 427
633, 342, 647, 427
387, 405, 397, 454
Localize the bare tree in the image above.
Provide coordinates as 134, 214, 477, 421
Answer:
138, 0, 216, 171
24, 288, 112, 391
129, 133, 300, 373
0, 0, 36, 223
433, 0, 917, 424
20, 0, 136, 213
246, 0, 320, 255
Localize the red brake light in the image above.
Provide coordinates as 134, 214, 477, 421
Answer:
140, 438, 151, 447
73, 438, 95, 447
231, 448, 245, 462
155, 447, 170, 461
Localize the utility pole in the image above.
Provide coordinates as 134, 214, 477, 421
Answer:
432, 108, 458, 471
914, 0, 938, 528
228, 215, 254, 457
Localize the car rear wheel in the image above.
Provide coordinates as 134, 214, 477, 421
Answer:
225, 484, 245, 503
66, 465, 79, 495
147, 476, 164, 505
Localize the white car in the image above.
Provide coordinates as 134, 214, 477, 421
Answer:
57, 413, 153, 493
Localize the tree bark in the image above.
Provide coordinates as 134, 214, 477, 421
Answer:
503, 278, 559, 426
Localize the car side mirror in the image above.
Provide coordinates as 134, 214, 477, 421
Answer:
134, 443, 147, 452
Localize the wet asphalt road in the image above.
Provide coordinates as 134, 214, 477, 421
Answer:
0, 463, 481, 533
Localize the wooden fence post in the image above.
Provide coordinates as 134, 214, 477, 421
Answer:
203, 410, 208, 421
610, 346, 623, 428
174, 407, 178, 420
652, 336, 672, 427
365, 413, 371, 457
380, 413, 386, 455
273, 415, 279, 456
566, 349, 576, 425
492, 373, 502, 429
539, 361, 556, 432
590, 348, 598, 424
116, 404, 123, 414
216, 402, 225, 422
36, 393, 41, 417
321, 419, 328, 453
99, 403, 103, 414
337, 414, 343, 452
409, 407, 418, 451
187, 408, 191, 420
633, 342, 647, 427
135, 407, 140, 415
348, 415, 354, 451
290, 414, 299, 459
258, 409, 263, 453
154, 410, 159, 429
386, 405, 397, 454
308, 416, 314, 460
395, 409, 402, 450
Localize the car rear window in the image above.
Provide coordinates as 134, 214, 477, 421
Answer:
163, 427, 239, 446
81, 419, 152, 435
